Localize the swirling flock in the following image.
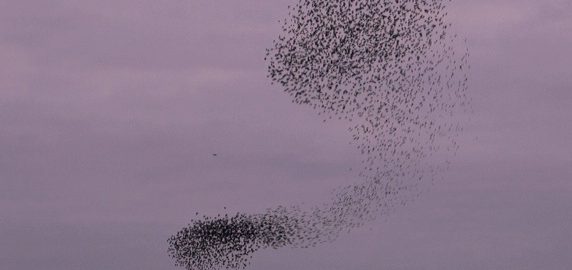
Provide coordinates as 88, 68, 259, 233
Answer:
168, 0, 470, 269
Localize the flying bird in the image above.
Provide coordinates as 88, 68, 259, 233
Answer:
169, 0, 470, 269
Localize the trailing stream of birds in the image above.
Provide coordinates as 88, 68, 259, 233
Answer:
168, 0, 470, 269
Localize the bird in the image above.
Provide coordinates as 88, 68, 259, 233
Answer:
168, 0, 470, 269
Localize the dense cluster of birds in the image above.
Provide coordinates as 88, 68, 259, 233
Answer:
168, 209, 300, 270
168, 0, 470, 269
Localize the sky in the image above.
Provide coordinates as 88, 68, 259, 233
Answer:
1, 0, 571, 269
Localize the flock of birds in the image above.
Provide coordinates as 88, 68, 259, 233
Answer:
168, 0, 470, 269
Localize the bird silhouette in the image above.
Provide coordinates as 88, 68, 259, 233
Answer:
169, 0, 470, 269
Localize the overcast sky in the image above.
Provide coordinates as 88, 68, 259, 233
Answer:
1, 1, 571, 269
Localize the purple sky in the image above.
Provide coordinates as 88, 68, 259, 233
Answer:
1, 0, 571, 269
